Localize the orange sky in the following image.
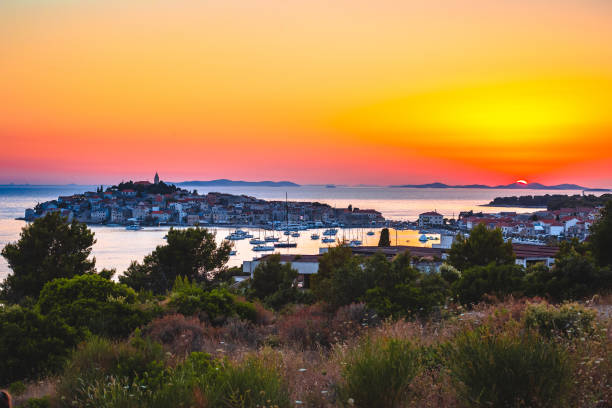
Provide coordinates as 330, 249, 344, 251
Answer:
1, 0, 611, 186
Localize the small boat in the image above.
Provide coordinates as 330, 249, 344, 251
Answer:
350, 239, 362, 246
291, 232, 300, 238
419, 234, 428, 242
311, 234, 320, 240
250, 238, 265, 245
323, 228, 338, 236
265, 236, 280, 242
274, 242, 297, 248
229, 250, 237, 256
321, 237, 335, 243
253, 245, 275, 252
225, 234, 244, 241
126, 223, 143, 230
366, 231, 375, 236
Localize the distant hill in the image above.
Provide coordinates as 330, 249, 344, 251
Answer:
177, 179, 300, 187
390, 181, 602, 190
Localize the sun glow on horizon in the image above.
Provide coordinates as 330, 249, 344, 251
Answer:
516, 180, 528, 185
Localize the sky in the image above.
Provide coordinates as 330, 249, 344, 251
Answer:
1, 0, 611, 187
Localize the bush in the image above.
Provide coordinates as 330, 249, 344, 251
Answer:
277, 304, 333, 349
337, 337, 423, 408
56, 346, 290, 408
234, 300, 257, 322
21, 396, 51, 408
446, 325, 573, 407
0, 305, 80, 384
168, 277, 244, 324
453, 263, 526, 305
523, 302, 596, 339
56, 333, 167, 404
209, 354, 291, 408
250, 255, 301, 310
36, 274, 154, 339
142, 314, 206, 357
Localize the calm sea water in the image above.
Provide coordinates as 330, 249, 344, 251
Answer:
0, 185, 585, 280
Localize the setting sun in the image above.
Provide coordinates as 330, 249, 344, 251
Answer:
516, 180, 528, 185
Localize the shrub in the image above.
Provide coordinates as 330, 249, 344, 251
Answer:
36, 274, 153, 339
446, 325, 573, 407
337, 337, 423, 408
56, 333, 167, 404
523, 302, 596, 339
142, 314, 205, 357
453, 263, 526, 305
234, 300, 257, 323
208, 354, 291, 408
331, 302, 380, 341
168, 277, 240, 324
21, 396, 51, 408
250, 254, 302, 310
277, 304, 333, 349
0, 305, 80, 384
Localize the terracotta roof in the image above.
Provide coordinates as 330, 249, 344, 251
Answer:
512, 244, 559, 259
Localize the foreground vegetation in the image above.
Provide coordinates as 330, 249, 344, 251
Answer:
1, 206, 612, 407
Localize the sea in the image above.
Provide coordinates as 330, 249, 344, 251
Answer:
0, 185, 588, 280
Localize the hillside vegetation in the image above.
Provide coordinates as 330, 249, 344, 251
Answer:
1, 205, 612, 407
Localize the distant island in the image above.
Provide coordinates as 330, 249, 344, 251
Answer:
22, 174, 385, 227
484, 193, 612, 210
177, 179, 300, 187
390, 181, 608, 190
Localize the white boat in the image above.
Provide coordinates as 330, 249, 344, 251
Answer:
367, 231, 375, 236
322, 237, 335, 243
225, 234, 244, 241
253, 245, 275, 251
126, 223, 143, 230
323, 228, 338, 236
283, 230, 291, 236
265, 236, 280, 242
350, 239, 362, 246
250, 238, 265, 245
244, 233, 254, 238
291, 232, 300, 238
311, 234, 320, 240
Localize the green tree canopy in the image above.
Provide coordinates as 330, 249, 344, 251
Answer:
311, 246, 378, 309
448, 224, 515, 271
365, 251, 449, 317
588, 201, 612, 267
378, 228, 391, 247
0, 305, 80, 384
250, 254, 300, 309
524, 240, 612, 301
452, 263, 526, 304
119, 227, 231, 294
35, 274, 152, 339
1, 212, 96, 303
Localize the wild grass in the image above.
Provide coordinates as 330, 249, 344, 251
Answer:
446, 323, 574, 408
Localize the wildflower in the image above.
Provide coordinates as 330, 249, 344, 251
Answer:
347, 398, 355, 405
